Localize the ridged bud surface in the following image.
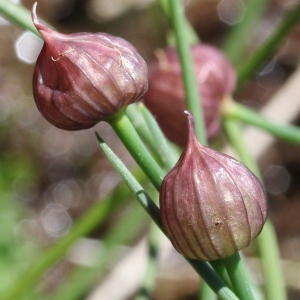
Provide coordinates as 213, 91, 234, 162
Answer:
160, 112, 267, 261
144, 45, 236, 147
32, 4, 148, 130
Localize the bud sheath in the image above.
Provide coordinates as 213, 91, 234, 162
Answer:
160, 112, 267, 260
144, 45, 236, 147
32, 3, 148, 130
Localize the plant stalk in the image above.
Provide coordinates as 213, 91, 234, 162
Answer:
109, 111, 165, 191
221, 97, 300, 145
222, 118, 287, 300
168, 0, 207, 145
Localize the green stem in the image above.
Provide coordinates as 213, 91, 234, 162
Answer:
222, 118, 261, 176
96, 133, 162, 226
222, 99, 300, 145
168, 0, 207, 145
155, 0, 199, 45
129, 104, 178, 300
187, 259, 239, 300
156, 0, 169, 16
222, 118, 286, 300
126, 104, 165, 167
109, 111, 165, 191
257, 220, 286, 300
138, 103, 179, 170
237, 3, 300, 87
210, 260, 232, 290
223, 253, 256, 300
0, 0, 40, 37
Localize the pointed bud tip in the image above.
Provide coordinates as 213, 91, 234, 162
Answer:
31, 2, 38, 27
184, 110, 193, 126
31, 2, 50, 34
184, 111, 197, 146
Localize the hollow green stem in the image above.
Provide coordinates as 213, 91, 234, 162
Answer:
96, 133, 162, 226
223, 253, 256, 300
155, 0, 199, 45
156, 0, 169, 17
256, 220, 286, 300
222, 98, 300, 145
126, 104, 165, 167
187, 259, 239, 300
213, 257, 263, 300
129, 104, 177, 300
237, 3, 300, 87
210, 260, 232, 290
222, 118, 261, 175
138, 103, 179, 170
0, 0, 40, 37
109, 111, 165, 191
222, 118, 286, 300
168, 0, 207, 145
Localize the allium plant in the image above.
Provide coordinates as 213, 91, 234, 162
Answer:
1, 0, 300, 300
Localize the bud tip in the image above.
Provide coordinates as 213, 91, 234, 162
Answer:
31, 2, 50, 34
31, 2, 38, 25
184, 111, 197, 144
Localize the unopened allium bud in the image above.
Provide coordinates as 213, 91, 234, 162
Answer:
144, 45, 236, 147
32, 3, 148, 130
160, 112, 267, 261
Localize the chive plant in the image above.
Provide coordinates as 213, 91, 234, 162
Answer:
0, 0, 299, 299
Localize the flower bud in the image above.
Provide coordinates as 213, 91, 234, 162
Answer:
160, 112, 267, 261
144, 45, 236, 147
31, 3, 148, 130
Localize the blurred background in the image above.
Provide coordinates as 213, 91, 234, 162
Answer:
1, 0, 300, 299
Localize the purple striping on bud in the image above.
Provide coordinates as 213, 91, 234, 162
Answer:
31, 3, 148, 130
144, 45, 236, 147
159, 112, 267, 261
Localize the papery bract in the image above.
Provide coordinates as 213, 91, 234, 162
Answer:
32, 3, 148, 130
160, 112, 267, 261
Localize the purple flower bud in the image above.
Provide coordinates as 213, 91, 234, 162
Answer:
160, 112, 267, 261
144, 45, 236, 147
31, 3, 148, 130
